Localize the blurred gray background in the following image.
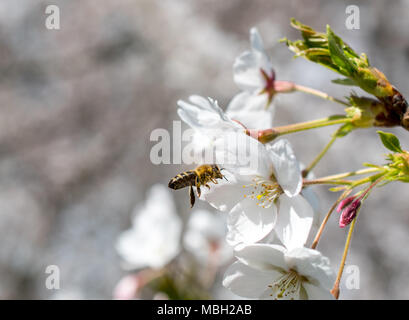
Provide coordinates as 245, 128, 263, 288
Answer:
0, 0, 408, 299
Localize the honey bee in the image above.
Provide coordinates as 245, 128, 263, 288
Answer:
168, 164, 226, 208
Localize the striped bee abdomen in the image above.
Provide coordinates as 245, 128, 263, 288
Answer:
168, 171, 196, 190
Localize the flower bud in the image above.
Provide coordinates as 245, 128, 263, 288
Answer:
339, 199, 361, 228
336, 196, 356, 213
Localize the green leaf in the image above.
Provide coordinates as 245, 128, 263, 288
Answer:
290, 18, 316, 34
332, 78, 357, 86
362, 162, 382, 169
329, 186, 346, 192
377, 131, 403, 153
334, 123, 354, 138
326, 26, 355, 76
284, 19, 395, 98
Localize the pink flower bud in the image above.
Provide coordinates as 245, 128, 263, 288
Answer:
336, 196, 356, 213
339, 200, 361, 228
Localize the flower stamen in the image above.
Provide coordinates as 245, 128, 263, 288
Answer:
243, 176, 283, 208
268, 270, 302, 300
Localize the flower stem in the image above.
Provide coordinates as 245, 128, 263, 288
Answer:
255, 116, 352, 143
303, 168, 386, 189
354, 175, 385, 201
311, 189, 352, 250
331, 213, 357, 299
294, 84, 350, 107
302, 128, 341, 178
331, 176, 384, 299
314, 167, 382, 182
350, 172, 386, 188
303, 179, 353, 186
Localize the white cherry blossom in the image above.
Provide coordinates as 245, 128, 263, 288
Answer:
234, 27, 275, 96
116, 184, 182, 270
224, 27, 277, 130
177, 95, 241, 134
226, 91, 273, 129
232, 28, 276, 114
202, 137, 313, 249
223, 243, 335, 300
177, 95, 244, 162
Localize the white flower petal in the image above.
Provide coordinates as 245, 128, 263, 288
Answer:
213, 131, 272, 179
227, 91, 266, 112
116, 225, 181, 270
301, 187, 321, 228
303, 282, 334, 300
183, 209, 232, 265
177, 95, 239, 131
233, 27, 273, 93
116, 184, 182, 270
257, 229, 277, 245
223, 261, 280, 299
250, 27, 265, 53
233, 51, 266, 92
116, 229, 149, 269
186, 209, 226, 239
226, 198, 277, 246
226, 91, 274, 129
234, 243, 287, 272
200, 171, 247, 212
301, 186, 320, 214
285, 247, 336, 290
275, 195, 314, 250
267, 139, 302, 197
299, 164, 321, 227
139, 184, 177, 221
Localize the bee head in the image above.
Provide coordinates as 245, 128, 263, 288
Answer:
213, 164, 227, 180
211, 164, 221, 173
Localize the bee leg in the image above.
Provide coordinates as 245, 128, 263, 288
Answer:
189, 185, 195, 208
205, 184, 210, 189
196, 176, 201, 189
211, 178, 218, 184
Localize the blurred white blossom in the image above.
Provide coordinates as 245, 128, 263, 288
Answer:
116, 184, 182, 270
183, 209, 232, 266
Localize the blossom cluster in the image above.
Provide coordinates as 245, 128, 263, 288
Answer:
115, 28, 337, 300
115, 21, 409, 300
175, 28, 335, 300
